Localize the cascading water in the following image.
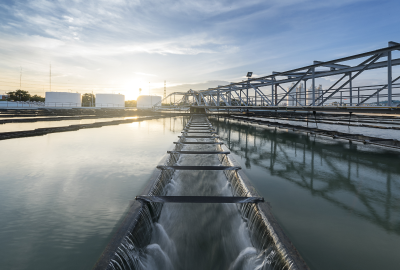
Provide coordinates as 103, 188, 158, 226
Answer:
99, 115, 308, 270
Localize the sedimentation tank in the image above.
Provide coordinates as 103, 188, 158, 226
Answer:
45, 92, 81, 107
93, 114, 309, 270
137, 95, 162, 109
96, 94, 125, 108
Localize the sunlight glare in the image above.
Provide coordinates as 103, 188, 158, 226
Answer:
123, 78, 149, 100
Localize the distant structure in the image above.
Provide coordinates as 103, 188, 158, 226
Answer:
137, 95, 162, 109
164, 80, 166, 99
286, 83, 305, 106
45, 92, 81, 107
49, 64, 51, 92
307, 85, 323, 106
96, 93, 125, 108
285, 84, 325, 106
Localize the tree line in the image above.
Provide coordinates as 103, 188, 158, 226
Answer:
5, 90, 45, 102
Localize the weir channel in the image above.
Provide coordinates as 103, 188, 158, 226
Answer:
94, 114, 309, 270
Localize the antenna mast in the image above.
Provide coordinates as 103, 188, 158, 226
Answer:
164, 80, 166, 99
50, 64, 51, 92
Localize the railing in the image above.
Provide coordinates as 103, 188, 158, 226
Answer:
95, 103, 125, 107
44, 102, 82, 107
0, 101, 45, 108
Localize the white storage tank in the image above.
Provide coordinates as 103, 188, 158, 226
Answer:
296, 83, 304, 105
286, 83, 295, 106
96, 94, 125, 108
45, 92, 81, 107
137, 95, 162, 109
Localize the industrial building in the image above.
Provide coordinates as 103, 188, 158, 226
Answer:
137, 95, 162, 109
286, 84, 323, 106
95, 93, 125, 108
45, 92, 81, 107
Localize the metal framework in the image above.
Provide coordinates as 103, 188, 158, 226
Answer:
154, 42, 400, 111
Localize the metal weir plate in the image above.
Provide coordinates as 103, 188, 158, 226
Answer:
174, 142, 223, 144
184, 128, 215, 131
136, 196, 264, 204
182, 131, 217, 133
178, 136, 220, 138
156, 165, 240, 170
167, 151, 230, 154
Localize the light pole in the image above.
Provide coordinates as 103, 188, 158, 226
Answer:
246, 72, 253, 107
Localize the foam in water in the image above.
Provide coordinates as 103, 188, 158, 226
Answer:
108, 116, 298, 270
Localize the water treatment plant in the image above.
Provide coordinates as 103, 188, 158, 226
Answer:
1, 2, 400, 267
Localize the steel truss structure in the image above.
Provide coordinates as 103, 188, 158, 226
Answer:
155, 42, 400, 112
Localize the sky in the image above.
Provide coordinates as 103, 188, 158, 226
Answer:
0, 0, 399, 100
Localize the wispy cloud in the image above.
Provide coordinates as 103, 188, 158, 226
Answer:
134, 72, 157, 77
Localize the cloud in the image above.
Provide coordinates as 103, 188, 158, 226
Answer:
0, 0, 398, 96
134, 72, 157, 77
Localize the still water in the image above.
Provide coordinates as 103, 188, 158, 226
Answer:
0, 117, 187, 270
0, 117, 138, 133
2, 115, 399, 270
211, 117, 400, 270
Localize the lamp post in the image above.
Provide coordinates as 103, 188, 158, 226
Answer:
246, 72, 253, 106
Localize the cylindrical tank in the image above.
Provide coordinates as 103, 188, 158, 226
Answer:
286, 83, 295, 106
95, 94, 125, 107
45, 92, 81, 107
137, 95, 162, 109
296, 83, 304, 105
305, 85, 323, 106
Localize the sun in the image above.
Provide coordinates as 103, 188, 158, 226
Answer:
123, 79, 149, 100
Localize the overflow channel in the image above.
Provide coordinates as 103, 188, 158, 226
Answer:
93, 114, 309, 270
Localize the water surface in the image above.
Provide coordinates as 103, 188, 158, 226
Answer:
211, 117, 400, 270
0, 116, 187, 270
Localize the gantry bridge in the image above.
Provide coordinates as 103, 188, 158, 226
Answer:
155, 41, 400, 114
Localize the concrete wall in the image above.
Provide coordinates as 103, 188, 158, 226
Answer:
137, 95, 162, 109
45, 92, 81, 107
96, 94, 125, 107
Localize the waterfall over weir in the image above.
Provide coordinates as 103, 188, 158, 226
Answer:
93, 115, 309, 270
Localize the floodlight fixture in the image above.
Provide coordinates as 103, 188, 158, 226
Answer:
246, 72, 253, 78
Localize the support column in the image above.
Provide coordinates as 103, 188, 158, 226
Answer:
246, 80, 249, 106
217, 89, 220, 106
388, 51, 392, 107
271, 83, 274, 106
304, 80, 307, 105
358, 87, 360, 105
349, 72, 353, 106
255, 87, 257, 106
275, 84, 278, 106
312, 68, 315, 106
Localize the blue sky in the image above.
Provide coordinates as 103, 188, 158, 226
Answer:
0, 0, 399, 99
